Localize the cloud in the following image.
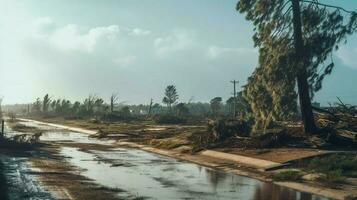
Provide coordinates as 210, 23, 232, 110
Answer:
32, 17, 150, 53
33, 17, 57, 35
337, 47, 357, 69
207, 46, 257, 60
37, 23, 120, 53
113, 55, 137, 67
129, 28, 151, 36
154, 29, 195, 58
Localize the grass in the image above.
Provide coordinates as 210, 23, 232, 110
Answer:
316, 170, 346, 188
308, 154, 357, 177
273, 170, 303, 181
307, 154, 357, 187
146, 138, 189, 149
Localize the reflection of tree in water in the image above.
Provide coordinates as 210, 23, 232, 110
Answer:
251, 183, 313, 200
204, 168, 227, 190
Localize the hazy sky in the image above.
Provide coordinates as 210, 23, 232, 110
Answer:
0, 0, 356, 105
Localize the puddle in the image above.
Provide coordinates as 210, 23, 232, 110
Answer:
61, 147, 330, 200
11, 119, 331, 200
0, 154, 55, 200
17, 120, 113, 145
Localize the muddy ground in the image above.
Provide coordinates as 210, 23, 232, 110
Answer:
27, 117, 328, 163
3, 118, 357, 199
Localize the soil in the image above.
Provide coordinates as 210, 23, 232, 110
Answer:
215, 148, 327, 163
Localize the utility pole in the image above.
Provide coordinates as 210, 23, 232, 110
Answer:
230, 80, 239, 118
291, 0, 316, 133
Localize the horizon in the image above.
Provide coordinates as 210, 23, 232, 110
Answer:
1, 0, 357, 106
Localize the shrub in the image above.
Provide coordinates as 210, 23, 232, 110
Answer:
154, 115, 187, 124
207, 119, 251, 141
273, 170, 303, 181
308, 154, 357, 177
317, 170, 346, 188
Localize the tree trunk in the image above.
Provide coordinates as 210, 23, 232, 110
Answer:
291, 0, 316, 133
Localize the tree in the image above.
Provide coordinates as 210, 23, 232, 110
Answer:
94, 98, 105, 117
83, 94, 98, 115
120, 106, 131, 117
148, 98, 153, 116
152, 103, 161, 115
33, 98, 42, 113
162, 85, 179, 112
110, 93, 119, 114
210, 97, 222, 116
71, 101, 81, 115
54, 99, 61, 114
50, 100, 56, 112
176, 103, 190, 116
61, 99, 71, 115
42, 94, 51, 113
0, 97, 3, 119
226, 97, 235, 116
237, 0, 357, 133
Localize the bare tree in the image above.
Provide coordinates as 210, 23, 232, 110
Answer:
84, 94, 98, 114
148, 98, 153, 116
0, 96, 3, 119
110, 93, 119, 114
42, 94, 51, 113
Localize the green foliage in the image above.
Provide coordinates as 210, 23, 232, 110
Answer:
226, 92, 252, 119
237, 0, 357, 130
317, 170, 346, 188
162, 85, 179, 111
120, 106, 131, 117
308, 154, 357, 178
273, 170, 303, 181
42, 94, 51, 113
32, 98, 42, 113
175, 103, 190, 116
210, 97, 222, 116
154, 115, 187, 124
207, 119, 251, 141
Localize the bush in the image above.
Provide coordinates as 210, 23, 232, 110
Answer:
317, 170, 346, 188
101, 113, 138, 122
308, 154, 357, 177
154, 115, 187, 124
273, 170, 303, 181
207, 119, 251, 141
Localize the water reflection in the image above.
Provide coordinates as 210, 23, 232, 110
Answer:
19, 120, 331, 200
204, 167, 227, 191
61, 147, 330, 200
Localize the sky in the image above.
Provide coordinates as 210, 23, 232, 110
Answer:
0, 0, 356, 106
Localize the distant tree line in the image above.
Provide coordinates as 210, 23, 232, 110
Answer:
21, 85, 251, 122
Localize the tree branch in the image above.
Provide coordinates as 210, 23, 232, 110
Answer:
301, 0, 356, 14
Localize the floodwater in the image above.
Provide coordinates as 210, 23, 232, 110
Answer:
19, 120, 330, 200
0, 154, 55, 200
